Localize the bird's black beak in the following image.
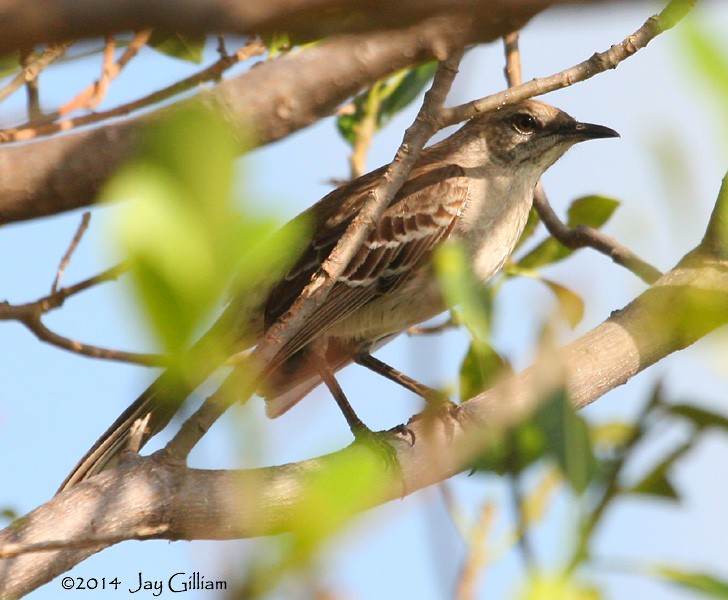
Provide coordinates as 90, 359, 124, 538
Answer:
571, 121, 620, 141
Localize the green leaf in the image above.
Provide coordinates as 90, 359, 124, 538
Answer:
566, 196, 620, 229
102, 104, 243, 356
536, 389, 597, 494
590, 421, 638, 451
283, 446, 386, 569
628, 440, 690, 502
435, 241, 493, 340
630, 470, 679, 501
0, 507, 18, 522
541, 278, 585, 328
518, 196, 619, 270
649, 566, 728, 599
505, 267, 585, 328
680, 18, 728, 110
669, 403, 728, 432
467, 389, 598, 491
518, 576, 602, 600
148, 31, 205, 63
459, 340, 510, 403
264, 32, 291, 57
0, 51, 20, 78
337, 62, 436, 146
379, 62, 438, 121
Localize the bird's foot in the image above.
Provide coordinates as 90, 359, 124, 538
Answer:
352, 425, 404, 473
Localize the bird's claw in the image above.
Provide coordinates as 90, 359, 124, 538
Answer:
352, 426, 403, 474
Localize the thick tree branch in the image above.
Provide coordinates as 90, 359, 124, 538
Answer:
0, 17, 475, 225
0, 0, 607, 58
3, 231, 728, 597
0, 2, 691, 226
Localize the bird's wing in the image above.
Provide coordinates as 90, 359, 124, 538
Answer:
263, 162, 469, 365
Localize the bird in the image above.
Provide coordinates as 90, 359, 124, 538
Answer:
58, 99, 618, 492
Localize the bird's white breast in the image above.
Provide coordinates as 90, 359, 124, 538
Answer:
455, 168, 535, 284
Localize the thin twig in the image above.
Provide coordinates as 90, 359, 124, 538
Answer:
503, 31, 521, 87
51, 211, 91, 294
502, 28, 662, 285
49, 262, 129, 306
163, 365, 256, 462
216, 33, 229, 60
0, 42, 70, 104
454, 501, 495, 600
255, 48, 465, 367
12, 307, 166, 366
0, 261, 164, 365
349, 83, 382, 179
19, 48, 43, 122
0, 39, 265, 143
441, 0, 696, 127
59, 30, 152, 116
533, 184, 663, 284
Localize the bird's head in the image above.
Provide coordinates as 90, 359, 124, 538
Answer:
462, 99, 619, 175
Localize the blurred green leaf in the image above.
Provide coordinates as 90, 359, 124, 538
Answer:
649, 566, 728, 599
468, 389, 597, 492
102, 104, 251, 357
1, 507, 18, 522
518, 575, 602, 600
459, 339, 511, 403
435, 241, 493, 340
518, 196, 619, 270
670, 402, 728, 432
680, 19, 728, 121
283, 446, 386, 567
537, 389, 597, 493
590, 421, 638, 451
0, 52, 20, 78
628, 440, 690, 502
379, 62, 437, 120
148, 31, 205, 63
264, 32, 291, 57
506, 266, 585, 328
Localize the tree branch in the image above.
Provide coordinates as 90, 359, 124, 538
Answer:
0, 17, 475, 225
440, 0, 695, 126
532, 183, 663, 284
0, 261, 166, 366
0, 0, 582, 57
3, 223, 728, 596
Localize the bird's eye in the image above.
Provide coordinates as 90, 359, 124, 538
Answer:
511, 113, 538, 135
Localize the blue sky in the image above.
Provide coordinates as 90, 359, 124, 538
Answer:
3, 3, 728, 599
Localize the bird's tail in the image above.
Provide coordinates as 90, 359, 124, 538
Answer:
58, 334, 372, 493
56, 312, 252, 493
57, 371, 184, 492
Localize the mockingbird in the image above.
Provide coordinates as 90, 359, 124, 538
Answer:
59, 99, 618, 491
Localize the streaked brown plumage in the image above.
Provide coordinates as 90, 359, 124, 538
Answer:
59, 100, 618, 491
